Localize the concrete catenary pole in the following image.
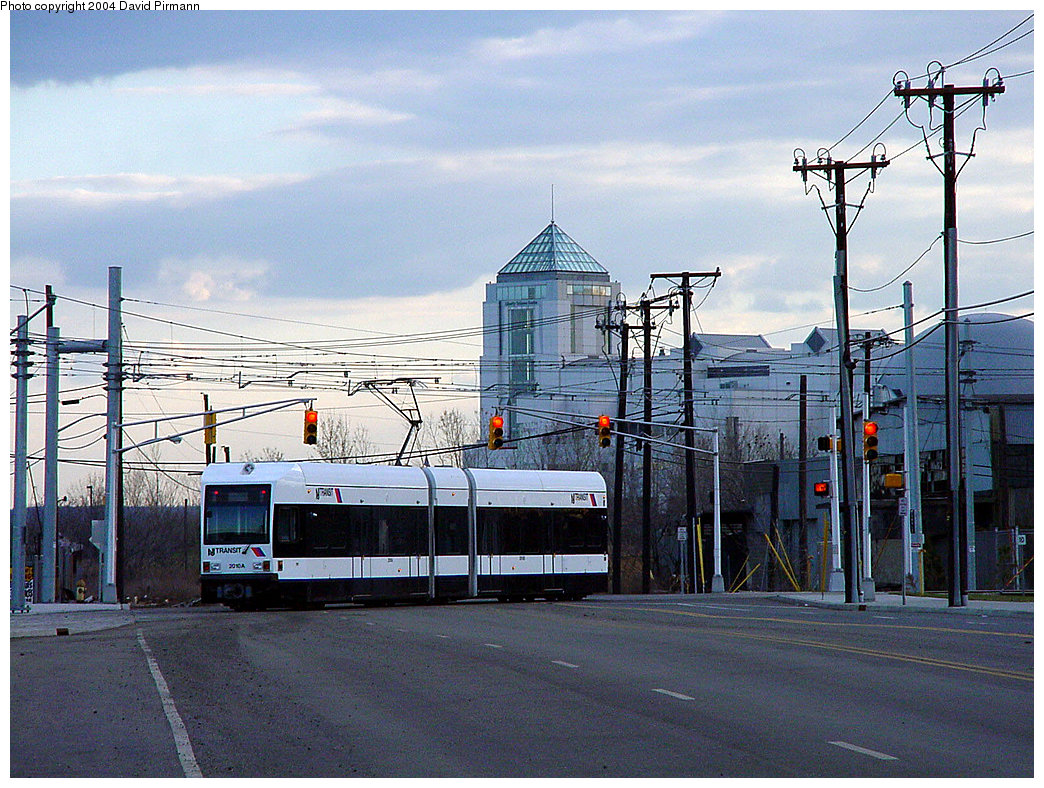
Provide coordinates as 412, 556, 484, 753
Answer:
42, 325, 60, 602
711, 428, 723, 592
902, 281, 924, 591
828, 406, 843, 590
102, 267, 123, 603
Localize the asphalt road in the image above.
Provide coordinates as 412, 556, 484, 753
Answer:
10, 595, 1033, 777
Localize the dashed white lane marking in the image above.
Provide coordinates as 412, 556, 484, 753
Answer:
395, 628, 408, 633
653, 688, 695, 701
873, 615, 897, 620
137, 630, 203, 778
483, 643, 503, 649
551, 660, 579, 669
828, 741, 898, 761
435, 634, 450, 639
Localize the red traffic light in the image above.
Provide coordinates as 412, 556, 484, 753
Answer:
303, 409, 318, 444
863, 421, 878, 436
488, 414, 505, 449
598, 414, 611, 428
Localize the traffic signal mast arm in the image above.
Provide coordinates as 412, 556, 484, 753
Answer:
114, 397, 315, 454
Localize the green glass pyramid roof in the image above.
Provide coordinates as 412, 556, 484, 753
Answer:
499, 222, 608, 276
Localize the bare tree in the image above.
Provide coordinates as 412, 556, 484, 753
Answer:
312, 412, 375, 463
432, 408, 474, 467
243, 446, 287, 462
64, 472, 106, 509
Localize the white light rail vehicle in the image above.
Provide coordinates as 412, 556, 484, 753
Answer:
200, 462, 608, 610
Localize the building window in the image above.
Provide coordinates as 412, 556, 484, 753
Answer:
499, 284, 546, 301
510, 358, 535, 393
507, 307, 534, 356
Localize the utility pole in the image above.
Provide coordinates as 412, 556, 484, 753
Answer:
42, 286, 59, 601
960, 318, 978, 591
609, 303, 629, 594
894, 66, 1004, 606
12, 316, 32, 611
861, 333, 874, 598
902, 281, 924, 592
798, 374, 808, 588
650, 270, 721, 592
630, 294, 677, 593
641, 297, 653, 594
794, 150, 889, 604
103, 266, 123, 603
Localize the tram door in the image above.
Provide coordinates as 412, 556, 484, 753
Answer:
544, 511, 561, 592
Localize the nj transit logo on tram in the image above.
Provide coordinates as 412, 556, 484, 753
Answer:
313, 487, 343, 502
571, 493, 599, 506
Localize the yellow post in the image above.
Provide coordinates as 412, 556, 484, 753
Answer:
730, 562, 760, 593
696, 517, 706, 591
774, 527, 800, 591
764, 533, 799, 591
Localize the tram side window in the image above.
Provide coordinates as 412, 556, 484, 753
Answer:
274, 506, 300, 545
435, 507, 467, 555
348, 505, 426, 556
497, 507, 548, 555
382, 506, 426, 556
477, 508, 501, 554
307, 506, 349, 552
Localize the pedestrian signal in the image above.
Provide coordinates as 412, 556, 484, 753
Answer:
488, 415, 504, 450
203, 412, 217, 445
303, 409, 318, 445
813, 481, 830, 497
597, 415, 612, 448
863, 421, 878, 461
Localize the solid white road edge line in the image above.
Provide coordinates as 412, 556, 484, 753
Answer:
652, 688, 695, 701
551, 660, 579, 669
828, 741, 899, 761
137, 630, 203, 778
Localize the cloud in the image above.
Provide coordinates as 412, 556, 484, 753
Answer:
11, 172, 309, 206
156, 256, 271, 302
292, 97, 415, 128
474, 12, 716, 61
10, 256, 68, 291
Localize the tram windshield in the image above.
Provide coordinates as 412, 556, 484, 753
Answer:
203, 484, 270, 544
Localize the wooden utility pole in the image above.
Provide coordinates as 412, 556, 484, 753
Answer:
650, 270, 721, 591
794, 152, 888, 603
894, 69, 1004, 607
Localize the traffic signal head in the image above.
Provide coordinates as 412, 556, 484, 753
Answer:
597, 414, 612, 448
488, 414, 504, 450
303, 409, 318, 445
817, 435, 833, 452
863, 420, 878, 461
813, 481, 830, 497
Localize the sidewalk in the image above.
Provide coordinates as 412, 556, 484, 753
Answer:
771, 590, 1034, 618
9, 602, 135, 639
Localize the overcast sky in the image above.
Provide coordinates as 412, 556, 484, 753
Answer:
8, 9, 1034, 483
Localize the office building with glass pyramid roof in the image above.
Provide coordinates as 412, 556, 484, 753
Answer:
480, 222, 621, 444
